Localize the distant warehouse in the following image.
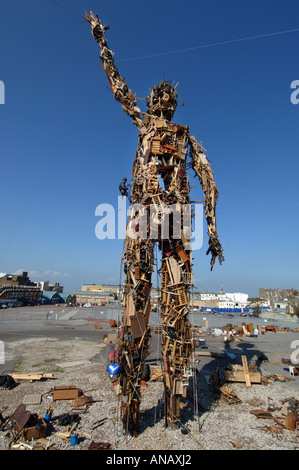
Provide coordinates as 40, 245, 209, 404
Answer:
41, 291, 76, 305
75, 290, 120, 306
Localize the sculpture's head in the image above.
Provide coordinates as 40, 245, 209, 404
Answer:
146, 80, 178, 121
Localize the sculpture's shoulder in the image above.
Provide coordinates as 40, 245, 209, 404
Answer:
139, 115, 189, 138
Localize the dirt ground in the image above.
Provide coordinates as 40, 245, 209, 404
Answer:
0, 333, 299, 451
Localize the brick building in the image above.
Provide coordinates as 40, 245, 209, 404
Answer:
0, 271, 42, 305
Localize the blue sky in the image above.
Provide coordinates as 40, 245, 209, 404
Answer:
0, 0, 298, 296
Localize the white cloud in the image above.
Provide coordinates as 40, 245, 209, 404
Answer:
28, 270, 70, 279
14, 268, 26, 275
41, 270, 70, 278
28, 270, 41, 278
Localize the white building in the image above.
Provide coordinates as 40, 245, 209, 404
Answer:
226, 292, 248, 304
218, 299, 236, 309
199, 292, 228, 301
274, 299, 288, 311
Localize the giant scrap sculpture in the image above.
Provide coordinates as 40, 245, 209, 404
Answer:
84, 11, 224, 436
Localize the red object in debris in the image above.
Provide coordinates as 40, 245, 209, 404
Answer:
109, 349, 120, 364
140, 380, 147, 388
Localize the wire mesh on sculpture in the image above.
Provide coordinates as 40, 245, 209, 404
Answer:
84, 11, 224, 437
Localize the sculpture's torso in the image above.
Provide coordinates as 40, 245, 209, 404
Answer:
132, 115, 190, 205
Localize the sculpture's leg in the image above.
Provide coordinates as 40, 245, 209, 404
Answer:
120, 236, 155, 436
160, 240, 193, 428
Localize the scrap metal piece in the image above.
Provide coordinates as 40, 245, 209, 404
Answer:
84, 11, 224, 436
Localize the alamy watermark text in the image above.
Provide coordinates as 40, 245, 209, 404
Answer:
290, 80, 299, 104
0, 81, 5, 104
95, 197, 204, 250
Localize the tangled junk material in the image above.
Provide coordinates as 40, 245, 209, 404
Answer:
84, 11, 224, 437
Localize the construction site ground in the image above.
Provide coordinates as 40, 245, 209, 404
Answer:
0, 314, 299, 451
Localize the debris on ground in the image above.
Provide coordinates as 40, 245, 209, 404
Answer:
0, 328, 299, 450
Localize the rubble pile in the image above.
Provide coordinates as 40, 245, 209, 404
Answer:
195, 320, 289, 339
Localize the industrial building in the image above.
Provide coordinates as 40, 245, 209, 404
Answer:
0, 271, 42, 306
36, 281, 64, 293
74, 290, 120, 306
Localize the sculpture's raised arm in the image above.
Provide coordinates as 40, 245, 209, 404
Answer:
189, 135, 224, 270
84, 11, 143, 128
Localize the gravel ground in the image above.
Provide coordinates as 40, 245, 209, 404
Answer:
0, 334, 299, 451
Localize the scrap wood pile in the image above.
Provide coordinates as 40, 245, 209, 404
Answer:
149, 348, 299, 448
0, 383, 111, 450
0, 372, 54, 390
195, 320, 257, 340
224, 395, 299, 448
195, 320, 290, 340
249, 397, 299, 435
210, 349, 297, 391
193, 320, 299, 386
204, 360, 299, 447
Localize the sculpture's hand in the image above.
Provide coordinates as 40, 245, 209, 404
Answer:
83, 11, 109, 41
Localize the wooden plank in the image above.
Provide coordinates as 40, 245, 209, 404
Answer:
11, 373, 54, 382
166, 257, 181, 284
163, 336, 170, 357
144, 297, 151, 326
175, 245, 189, 263
150, 366, 163, 381
171, 340, 177, 360
242, 324, 249, 336
285, 413, 297, 431
130, 313, 146, 339
53, 386, 80, 401
242, 355, 251, 387
224, 370, 261, 384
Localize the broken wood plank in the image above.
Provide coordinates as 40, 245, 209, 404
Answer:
285, 413, 297, 431
218, 384, 242, 404
11, 373, 54, 382
242, 355, 251, 388
11, 441, 34, 450
250, 409, 273, 419
150, 366, 163, 381
55, 432, 70, 440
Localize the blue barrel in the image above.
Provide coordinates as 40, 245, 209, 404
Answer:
44, 413, 52, 423
70, 434, 78, 446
